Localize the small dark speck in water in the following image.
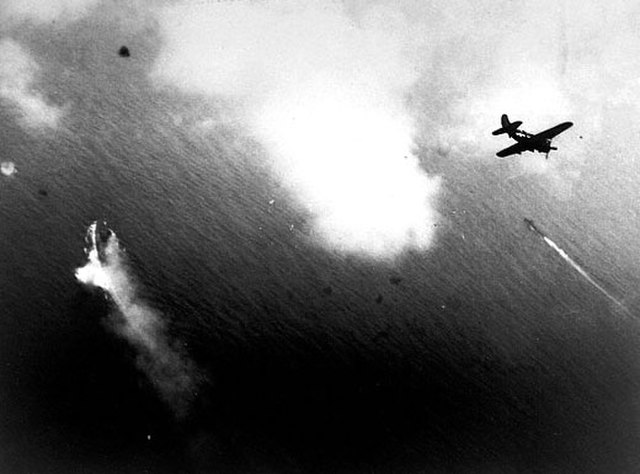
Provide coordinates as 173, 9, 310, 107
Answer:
389, 276, 403, 285
373, 331, 390, 343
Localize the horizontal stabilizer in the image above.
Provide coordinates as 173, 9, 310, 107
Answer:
492, 120, 522, 136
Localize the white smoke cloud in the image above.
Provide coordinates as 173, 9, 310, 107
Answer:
0, 0, 100, 26
152, 0, 441, 259
0, 39, 63, 130
76, 222, 198, 418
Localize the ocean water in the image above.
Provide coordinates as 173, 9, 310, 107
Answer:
1, 13, 640, 474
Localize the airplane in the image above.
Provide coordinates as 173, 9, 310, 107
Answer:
492, 114, 573, 158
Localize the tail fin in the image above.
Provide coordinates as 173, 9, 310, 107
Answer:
492, 114, 522, 136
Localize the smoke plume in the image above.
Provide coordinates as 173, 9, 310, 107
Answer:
75, 222, 198, 418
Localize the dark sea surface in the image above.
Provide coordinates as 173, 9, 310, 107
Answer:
1, 15, 640, 474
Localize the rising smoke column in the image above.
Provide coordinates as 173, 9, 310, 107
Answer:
75, 221, 198, 418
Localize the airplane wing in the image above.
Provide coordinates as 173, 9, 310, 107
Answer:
496, 141, 530, 157
530, 122, 573, 141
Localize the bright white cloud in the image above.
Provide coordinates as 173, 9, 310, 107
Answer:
255, 81, 440, 257
0, 0, 100, 25
0, 39, 63, 129
152, 0, 441, 259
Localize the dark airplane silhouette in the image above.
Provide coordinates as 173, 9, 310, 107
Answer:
493, 114, 573, 158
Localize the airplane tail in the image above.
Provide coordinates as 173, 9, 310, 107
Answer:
492, 114, 522, 137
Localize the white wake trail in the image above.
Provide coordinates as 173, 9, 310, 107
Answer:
542, 235, 630, 314
75, 221, 198, 417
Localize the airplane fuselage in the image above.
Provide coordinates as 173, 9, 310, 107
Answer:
511, 131, 554, 153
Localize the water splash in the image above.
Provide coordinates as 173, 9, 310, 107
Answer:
75, 221, 199, 418
1, 161, 16, 177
